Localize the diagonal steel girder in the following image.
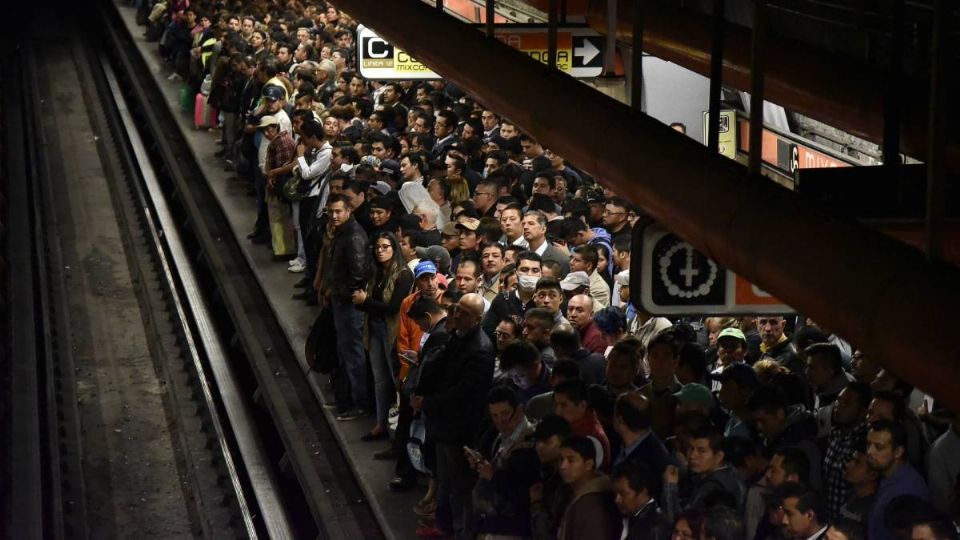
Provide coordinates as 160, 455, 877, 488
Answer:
334, 0, 960, 411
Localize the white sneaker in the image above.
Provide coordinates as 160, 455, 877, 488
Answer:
288, 257, 305, 267
288, 262, 306, 273
167, 72, 180, 81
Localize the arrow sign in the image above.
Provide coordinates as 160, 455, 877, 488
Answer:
574, 38, 600, 65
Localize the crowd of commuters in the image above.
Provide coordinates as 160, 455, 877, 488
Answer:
138, 1, 960, 539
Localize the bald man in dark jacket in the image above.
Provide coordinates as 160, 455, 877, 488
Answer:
414, 293, 495, 539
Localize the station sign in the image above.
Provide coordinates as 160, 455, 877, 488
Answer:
357, 25, 438, 80
636, 223, 792, 315
357, 25, 604, 80
737, 118, 857, 178
491, 27, 604, 77
702, 109, 738, 160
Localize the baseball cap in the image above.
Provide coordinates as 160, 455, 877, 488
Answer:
560, 271, 590, 291
370, 181, 391, 195
615, 269, 630, 287
441, 222, 458, 237
583, 191, 605, 205
673, 383, 713, 407
710, 363, 761, 389
455, 217, 480, 231
415, 245, 452, 272
368, 195, 393, 210
257, 115, 279, 129
379, 159, 401, 182
717, 327, 747, 344
262, 84, 285, 102
360, 155, 382, 168
414, 260, 438, 278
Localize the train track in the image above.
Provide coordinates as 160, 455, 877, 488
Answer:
2, 2, 385, 538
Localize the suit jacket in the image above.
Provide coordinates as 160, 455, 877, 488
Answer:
618, 432, 675, 499
432, 135, 459, 160
622, 500, 672, 540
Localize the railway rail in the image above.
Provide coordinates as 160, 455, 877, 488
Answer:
2, 2, 385, 538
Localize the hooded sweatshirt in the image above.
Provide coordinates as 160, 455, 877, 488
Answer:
558, 474, 619, 540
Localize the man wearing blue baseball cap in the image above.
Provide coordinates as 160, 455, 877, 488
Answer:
379, 258, 448, 476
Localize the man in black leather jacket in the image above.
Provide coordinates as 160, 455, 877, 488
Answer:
321, 194, 371, 419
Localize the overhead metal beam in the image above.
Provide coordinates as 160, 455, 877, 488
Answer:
706, 0, 726, 154
333, 0, 960, 411
926, 0, 949, 261
630, 0, 644, 113
747, 0, 766, 178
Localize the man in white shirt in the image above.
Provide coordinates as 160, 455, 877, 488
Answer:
289, 120, 331, 277
499, 206, 528, 249
522, 210, 570, 276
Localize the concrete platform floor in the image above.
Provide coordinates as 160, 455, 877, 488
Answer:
114, 4, 424, 538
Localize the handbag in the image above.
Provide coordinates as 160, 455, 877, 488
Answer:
199, 74, 213, 96
406, 417, 430, 474
148, 2, 168, 23
280, 169, 315, 203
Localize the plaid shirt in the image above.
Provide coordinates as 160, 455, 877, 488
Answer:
824, 422, 867, 521
266, 131, 296, 171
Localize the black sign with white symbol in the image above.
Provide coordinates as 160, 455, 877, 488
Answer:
572, 36, 602, 68
718, 113, 730, 133
360, 35, 395, 68
650, 234, 726, 307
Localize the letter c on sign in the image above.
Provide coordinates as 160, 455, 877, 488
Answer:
366, 37, 391, 59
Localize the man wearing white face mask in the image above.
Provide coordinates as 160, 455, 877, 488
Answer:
482, 251, 542, 341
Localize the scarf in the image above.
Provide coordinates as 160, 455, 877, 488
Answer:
760, 333, 788, 354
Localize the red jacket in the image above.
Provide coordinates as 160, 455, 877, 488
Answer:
579, 320, 608, 355
570, 409, 612, 472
